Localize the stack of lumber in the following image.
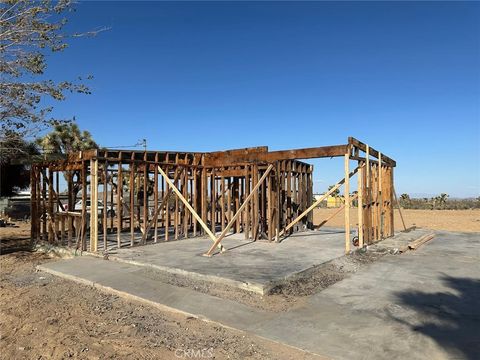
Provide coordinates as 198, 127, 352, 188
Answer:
399, 232, 435, 253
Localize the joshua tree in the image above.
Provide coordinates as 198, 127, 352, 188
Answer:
437, 193, 449, 209
36, 122, 98, 205
36, 122, 97, 157
328, 185, 340, 197
399, 193, 410, 207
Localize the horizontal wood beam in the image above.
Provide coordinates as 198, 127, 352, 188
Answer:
264, 144, 349, 161
207, 146, 268, 157
349, 137, 396, 167
204, 146, 268, 166
349, 156, 393, 167
57, 211, 83, 217
36, 140, 395, 169
204, 144, 349, 167
214, 169, 247, 178
49, 162, 84, 171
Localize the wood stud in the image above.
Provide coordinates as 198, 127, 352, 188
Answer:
30, 137, 396, 256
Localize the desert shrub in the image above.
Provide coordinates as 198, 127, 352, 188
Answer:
399, 195, 480, 210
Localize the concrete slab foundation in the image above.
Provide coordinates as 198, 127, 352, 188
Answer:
38, 230, 480, 359
104, 228, 348, 294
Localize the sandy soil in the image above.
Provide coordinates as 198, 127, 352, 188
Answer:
0, 251, 321, 360
313, 208, 480, 233
1, 209, 477, 359
0, 220, 31, 254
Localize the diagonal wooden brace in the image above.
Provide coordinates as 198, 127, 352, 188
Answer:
279, 164, 363, 238
393, 188, 407, 231
315, 192, 358, 229
204, 164, 274, 257
41, 170, 66, 212
141, 167, 183, 242
157, 166, 225, 252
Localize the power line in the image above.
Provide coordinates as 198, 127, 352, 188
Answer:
102, 139, 147, 150
101, 145, 142, 149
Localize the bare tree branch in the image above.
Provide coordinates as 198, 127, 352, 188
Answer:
0, 0, 105, 139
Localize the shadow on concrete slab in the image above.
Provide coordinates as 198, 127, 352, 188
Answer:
393, 275, 480, 360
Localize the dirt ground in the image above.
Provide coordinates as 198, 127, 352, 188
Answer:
1, 209, 478, 359
0, 220, 31, 254
0, 250, 321, 360
313, 208, 480, 232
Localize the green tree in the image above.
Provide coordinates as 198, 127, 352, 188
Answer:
399, 193, 411, 208
437, 193, 449, 209
36, 122, 98, 204
0, 132, 39, 195
36, 122, 97, 157
1, 0, 105, 196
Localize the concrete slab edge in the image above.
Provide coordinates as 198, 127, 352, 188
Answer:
262, 230, 433, 293
105, 255, 267, 295
34, 230, 425, 297
36, 264, 325, 359
37, 264, 206, 320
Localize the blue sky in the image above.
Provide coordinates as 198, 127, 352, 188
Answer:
43, 1, 479, 197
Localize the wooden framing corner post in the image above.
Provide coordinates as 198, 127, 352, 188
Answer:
344, 151, 350, 253
89, 159, 99, 252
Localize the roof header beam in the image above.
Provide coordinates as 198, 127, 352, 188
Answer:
203, 144, 349, 167
348, 137, 396, 167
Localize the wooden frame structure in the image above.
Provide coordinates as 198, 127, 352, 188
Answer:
30, 137, 396, 256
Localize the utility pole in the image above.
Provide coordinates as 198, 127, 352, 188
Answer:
136, 139, 147, 151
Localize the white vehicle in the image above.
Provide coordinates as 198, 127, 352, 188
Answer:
73, 200, 115, 217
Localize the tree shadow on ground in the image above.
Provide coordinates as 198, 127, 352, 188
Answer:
393, 276, 480, 359
0, 237, 32, 255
